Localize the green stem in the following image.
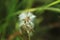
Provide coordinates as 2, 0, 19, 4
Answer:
45, 1, 60, 8
15, 1, 60, 15
26, 30, 31, 40
28, 33, 30, 40
46, 7, 60, 13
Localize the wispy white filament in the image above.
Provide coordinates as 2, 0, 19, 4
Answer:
19, 12, 36, 22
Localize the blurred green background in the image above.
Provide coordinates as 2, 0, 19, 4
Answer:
0, 0, 60, 40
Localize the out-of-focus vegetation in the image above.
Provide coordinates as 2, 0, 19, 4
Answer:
0, 0, 60, 40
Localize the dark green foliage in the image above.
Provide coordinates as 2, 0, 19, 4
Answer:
0, 0, 60, 40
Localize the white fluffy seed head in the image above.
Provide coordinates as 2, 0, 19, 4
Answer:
18, 12, 36, 35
